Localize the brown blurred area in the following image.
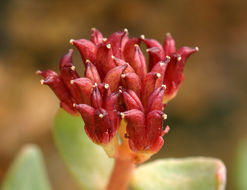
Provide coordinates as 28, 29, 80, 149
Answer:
0, 0, 247, 189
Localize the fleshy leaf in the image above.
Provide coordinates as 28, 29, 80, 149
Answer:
131, 157, 226, 190
53, 109, 114, 190
1, 145, 52, 190
235, 139, 247, 190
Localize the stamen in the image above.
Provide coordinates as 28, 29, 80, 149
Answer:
85, 59, 90, 64
160, 61, 165, 66
99, 113, 104, 118
119, 89, 123, 93
195, 46, 199, 51
69, 39, 74, 44
121, 74, 126, 78
156, 73, 161, 78
120, 112, 125, 119
73, 103, 76, 108
177, 56, 182, 61
161, 84, 167, 89
103, 38, 107, 42
140, 34, 145, 39
111, 55, 115, 59
124, 28, 128, 34
40, 79, 44, 85
70, 65, 75, 71
134, 44, 139, 48
93, 83, 97, 87
166, 55, 171, 60
106, 44, 111, 49
104, 83, 109, 89
70, 80, 74, 84
146, 49, 150, 52
166, 32, 171, 36
91, 27, 96, 31
162, 114, 168, 120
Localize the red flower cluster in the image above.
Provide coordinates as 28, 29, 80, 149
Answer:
37, 28, 198, 161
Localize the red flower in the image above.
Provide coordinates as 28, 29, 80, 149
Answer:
38, 28, 197, 162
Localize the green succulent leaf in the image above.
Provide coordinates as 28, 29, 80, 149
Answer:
53, 109, 114, 190
1, 145, 52, 190
131, 157, 226, 190
235, 139, 247, 189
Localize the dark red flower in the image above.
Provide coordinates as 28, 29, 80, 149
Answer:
38, 28, 197, 162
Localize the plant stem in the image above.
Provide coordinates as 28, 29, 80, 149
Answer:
106, 158, 136, 190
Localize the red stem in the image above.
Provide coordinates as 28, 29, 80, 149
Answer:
106, 158, 136, 190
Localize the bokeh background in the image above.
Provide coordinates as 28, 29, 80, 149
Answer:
0, 0, 247, 189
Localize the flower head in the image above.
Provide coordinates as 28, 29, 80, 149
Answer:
38, 28, 197, 163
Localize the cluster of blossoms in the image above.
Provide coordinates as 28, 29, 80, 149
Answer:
37, 28, 198, 163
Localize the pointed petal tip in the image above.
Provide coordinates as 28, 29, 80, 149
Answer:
69, 39, 75, 45
40, 79, 44, 85
140, 34, 145, 39
162, 114, 168, 120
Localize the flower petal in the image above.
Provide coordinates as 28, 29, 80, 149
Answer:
121, 72, 141, 97
122, 89, 144, 112
164, 33, 176, 56
91, 27, 104, 45
85, 60, 102, 84
146, 86, 165, 113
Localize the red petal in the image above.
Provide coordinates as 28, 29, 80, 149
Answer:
96, 43, 116, 76
146, 86, 165, 113
121, 72, 141, 97
164, 33, 176, 56
123, 109, 145, 151
72, 78, 93, 105
126, 44, 147, 80
122, 89, 144, 112
91, 86, 103, 108
59, 50, 81, 103
141, 72, 163, 109
146, 110, 164, 152
85, 61, 102, 84
146, 47, 164, 71
91, 28, 104, 45
112, 56, 135, 73
107, 30, 128, 58
71, 39, 97, 64
38, 70, 75, 113
103, 64, 127, 92
123, 37, 140, 63
94, 108, 114, 144
177, 46, 198, 62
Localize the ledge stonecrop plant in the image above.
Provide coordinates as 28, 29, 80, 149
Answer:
37, 28, 200, 189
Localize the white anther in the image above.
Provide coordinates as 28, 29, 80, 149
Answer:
70, 80, 74, 84
177, 56, 182, 61
103, 38, 107, 42
93, 83, 98, 87
121, 74, 126, 78
166, 32, 171, 36
99, 113, 104, 118
111, 55, 115, 59
119, 89, 123, 93
134, 44, 139, 48
120, 112, 125, 119
146, 49, 150, 52
71, 65, 76, 71
162, 114, 168, 120
124, 28, 128, 34
160, 61, 165, 66
91, 27, 96, 31
195, 46, 199, 51
140, 34, 145, 39
166, 55, 171, 60
40, 79, 44, 85
69, 39, 74, 44
156, 73, 161, 78
104, 83, 109, 89
161, 84, 167, 89
73, 103, 76, 108
85, 59, 90, 64
106, 44, 111, 49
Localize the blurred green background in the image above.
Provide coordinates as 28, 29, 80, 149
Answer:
0, 0, 247, 189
